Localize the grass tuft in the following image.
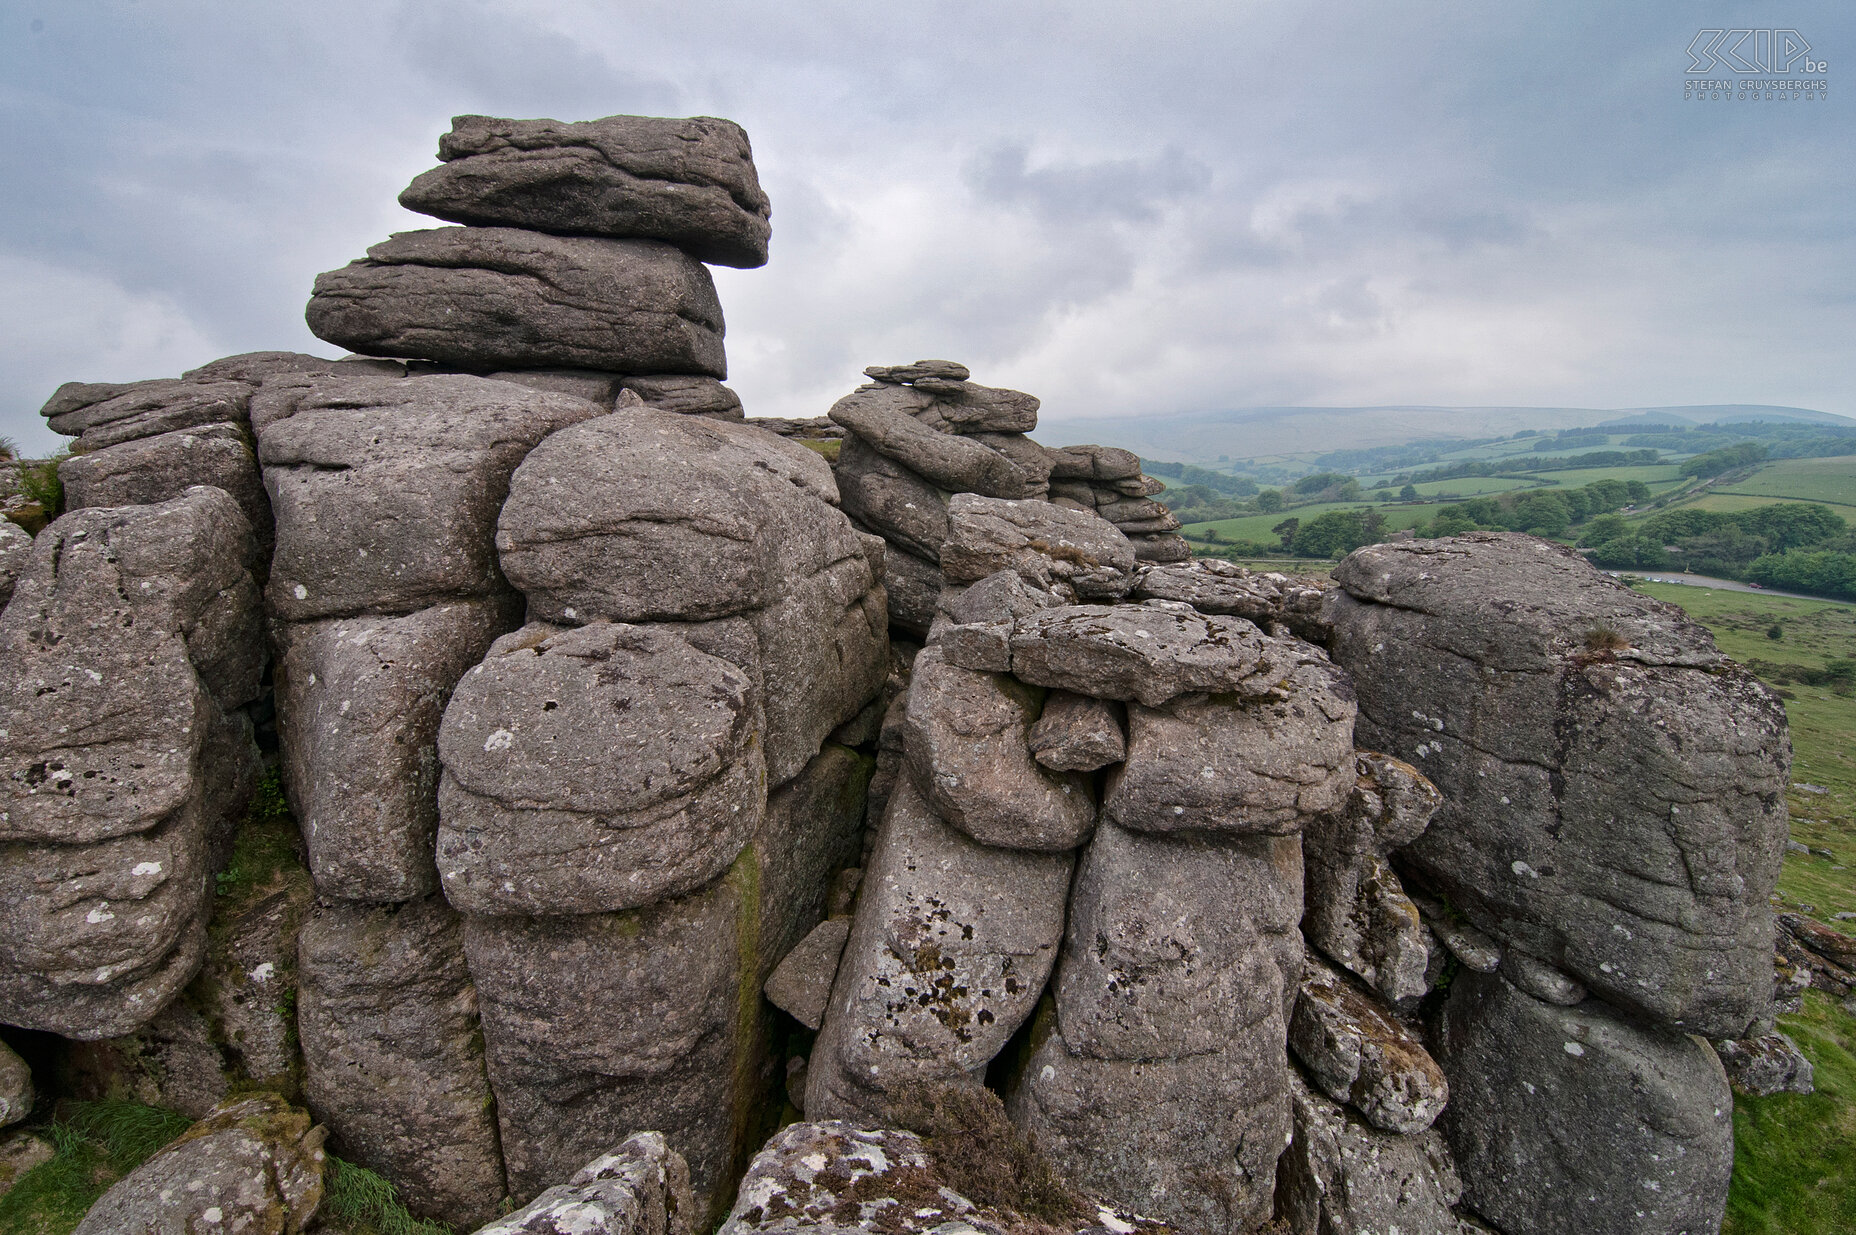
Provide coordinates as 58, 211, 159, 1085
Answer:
321, 1158, 452, 1235
0, 1100, 192, 1234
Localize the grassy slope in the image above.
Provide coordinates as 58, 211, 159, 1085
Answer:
1636, 583, 1856, 1235
1712, 455, 1856, 509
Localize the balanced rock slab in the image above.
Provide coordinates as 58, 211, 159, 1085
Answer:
1435, 968, 1733, 1235
828, 384, 1029, 497
1102, 643, 1356, 835
255, 373, 597, 621
298, 895, 505, 1229
437, 622, 763, 915
1008, 604, 1272, 707
277, 596, 521, 901
940, 494, 1135, 599
307, 226, 726, 375
835, 435, 951, 563
400, 113, 771, 268
1326, 532, 1790, 1038
806, 779, 1073, 1124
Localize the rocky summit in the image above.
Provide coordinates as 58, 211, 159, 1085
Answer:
0, 112, 1797, 1235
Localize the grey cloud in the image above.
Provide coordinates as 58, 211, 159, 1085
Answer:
1, 0, 1852, 455
965, 144, 1212, 223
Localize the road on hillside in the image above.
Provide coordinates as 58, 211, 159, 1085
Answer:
1602, 570, 1847, 605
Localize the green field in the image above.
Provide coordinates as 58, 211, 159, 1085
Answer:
1529, 463, 1688, 488
1641, 583, 1856, 1235
1182, 501, 1437, 544
1713, 455, 1856, 509
1406, 476, 1538, 497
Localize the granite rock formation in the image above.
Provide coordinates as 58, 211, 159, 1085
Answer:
0, 111, 1800, 1235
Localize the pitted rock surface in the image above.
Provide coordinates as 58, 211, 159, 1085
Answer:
1, 489, 259, 844
299, 894, 505, 1228
806, 779, 1072, 1124
902, 648, 1094, 851
277, 596, 521, 901
307, 227, 727, 375
1326, 532, 1789, 1037
400, 113, 770, 268
437, 622, 763, 915
255, 373, 598, 621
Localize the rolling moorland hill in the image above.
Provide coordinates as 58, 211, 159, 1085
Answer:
1040, 403, 1855, 470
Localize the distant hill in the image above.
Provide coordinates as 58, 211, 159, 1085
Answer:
1037, 404, 1853, 464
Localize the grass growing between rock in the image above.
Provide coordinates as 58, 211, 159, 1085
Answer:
0, 1100, 191, 1234
1726, 992, 1856, 1235
319, 1158, 453, 1235
0, 1099, 451, 1235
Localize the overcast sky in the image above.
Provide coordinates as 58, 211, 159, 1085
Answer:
3, 1, 1851, 454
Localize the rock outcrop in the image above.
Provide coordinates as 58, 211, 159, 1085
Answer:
3, 113, 1800, 1235
0, 488, 262, 1038
1325, 533, 1789, 1038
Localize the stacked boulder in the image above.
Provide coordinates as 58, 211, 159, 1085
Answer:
1321, 531, 1787, 1235
275, 113, 880, 1228
434, 409, 885, 1218
790, 488, 1358, 1232
1045, 443, 1189, 563
306, 112, 768, 419
826, 363, 1188, 634
0, 488, 264, 1039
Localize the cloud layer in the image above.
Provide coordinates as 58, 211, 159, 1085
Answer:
3, 1, 1851, 454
